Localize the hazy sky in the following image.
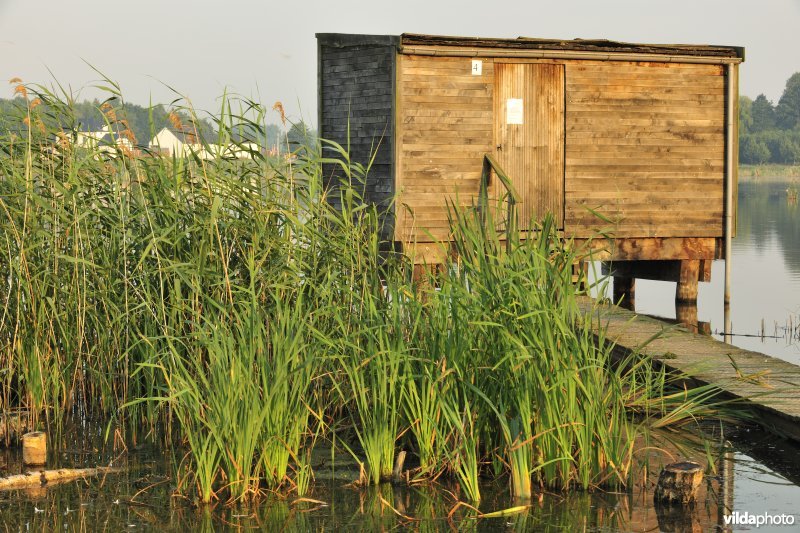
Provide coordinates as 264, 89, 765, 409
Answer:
1, 0, 798, 126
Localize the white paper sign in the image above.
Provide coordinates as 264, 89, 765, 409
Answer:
506, 98, 523, 125
471, 60, 482, 75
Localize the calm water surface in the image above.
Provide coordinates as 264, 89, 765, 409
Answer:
2, 428, 800, 532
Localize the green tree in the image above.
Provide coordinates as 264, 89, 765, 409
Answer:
739, 134, 771, 164
776, 72, 800, 130
739, 95, 753, 134
287, 120, 317, 157
265, 123, 282, 150
751, 94, 776, 132
772, 136, 800, 164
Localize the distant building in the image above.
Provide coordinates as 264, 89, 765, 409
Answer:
74, 125, 110, 149
148, 126, 257, 159
148, 126, 198, 157
56, 125, 136, 157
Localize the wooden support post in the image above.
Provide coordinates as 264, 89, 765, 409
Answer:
412, 263, 442, 300
412, 264, 433, 287
572, 260, 588, 291
676, 260, 700, 303
613, 276, 635, 310
676, 303, 699, 332
698, 260, 712, 282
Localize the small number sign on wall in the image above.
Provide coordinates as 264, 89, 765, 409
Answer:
471, 60, 482, 75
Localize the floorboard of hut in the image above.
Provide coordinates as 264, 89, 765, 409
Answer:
579, 297, 800, 442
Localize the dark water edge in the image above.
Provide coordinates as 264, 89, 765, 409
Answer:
2, 421, 800, 532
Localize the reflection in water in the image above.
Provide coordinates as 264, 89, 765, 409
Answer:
2, 420, 800, 531
599, 180, 800, 365
738, 181, 800, 277
0, 446, 796, 531
0, 462, 724, 531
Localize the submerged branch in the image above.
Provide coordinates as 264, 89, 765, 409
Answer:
0, 467, 124, 490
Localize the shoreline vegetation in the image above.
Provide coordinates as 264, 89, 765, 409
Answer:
738, 164, 800, 181
1, 80, 741, 506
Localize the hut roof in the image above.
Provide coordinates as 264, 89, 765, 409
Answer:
400, 33, 744, 60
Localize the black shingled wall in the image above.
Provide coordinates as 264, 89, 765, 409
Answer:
317, 34, 398, 243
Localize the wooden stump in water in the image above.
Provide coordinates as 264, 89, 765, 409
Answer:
22, 431, 47, 466
654, 461, 704, 504
392, 450, 406, 483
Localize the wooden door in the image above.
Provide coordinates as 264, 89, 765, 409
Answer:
494, 63, 565, 230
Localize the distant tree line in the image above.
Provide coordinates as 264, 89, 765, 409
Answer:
739, 72, 800, 165
0, 96, 288, 151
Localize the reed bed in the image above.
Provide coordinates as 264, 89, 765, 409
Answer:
0, 84, 736, 504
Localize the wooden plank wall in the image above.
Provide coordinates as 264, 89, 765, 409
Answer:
319, 43, 395, 241
494, 62, 564, 229
395, 55, 728, 244
395, 56, 494, 242
564, 61, 726, 238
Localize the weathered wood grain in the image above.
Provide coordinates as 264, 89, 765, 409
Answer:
573, 237, 719, 261
395, 55, 493, 242
494, 62, 565, 230
564, 61, 726, 239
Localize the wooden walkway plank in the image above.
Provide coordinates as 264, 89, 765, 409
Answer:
579, 297, 800, 441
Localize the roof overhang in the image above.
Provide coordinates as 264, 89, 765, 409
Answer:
399, 33, 744, 65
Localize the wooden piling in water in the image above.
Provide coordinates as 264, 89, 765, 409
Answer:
654, 461, 704, 504
613, 276, 635, 309
22, 432, 46, 466
676, 260, 700, 303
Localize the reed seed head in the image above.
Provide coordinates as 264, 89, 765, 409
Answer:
168, 111, 184, 131
273, 101, 286, 126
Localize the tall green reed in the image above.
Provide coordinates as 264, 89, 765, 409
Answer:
0, 83, 741, 505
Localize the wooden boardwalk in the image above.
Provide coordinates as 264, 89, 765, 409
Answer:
579, 298, 800, 442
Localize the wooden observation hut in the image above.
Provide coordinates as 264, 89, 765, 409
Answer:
317, 33, 744, 303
